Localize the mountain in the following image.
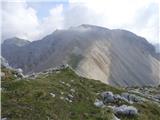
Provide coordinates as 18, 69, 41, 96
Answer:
1, 64, 160, 120
2, 24, 160, 87
154, 43, 160, 53
3, 37, 30, 47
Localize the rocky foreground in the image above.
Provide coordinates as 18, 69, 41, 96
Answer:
1, 64, 160, 120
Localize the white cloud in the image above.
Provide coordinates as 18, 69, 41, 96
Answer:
2, 1, 40, 40
2, 0, 160, 44
63, 4, 101, 28
2, 0, 64, 41
68, 0, 159, 43
39, 4, 64, 37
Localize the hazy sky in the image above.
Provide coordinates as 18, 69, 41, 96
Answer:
2, 0, 160, 44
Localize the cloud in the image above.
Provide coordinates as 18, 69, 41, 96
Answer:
37, 4, 64, 39
2, 0, 64, 41
2, 0, 159, 44
68, 0, 159, 43
131, 3, 159, 43
63, 4, 101, 28
2, 1, 40, 40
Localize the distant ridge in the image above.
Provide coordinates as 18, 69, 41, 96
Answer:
2, 25, 160, 87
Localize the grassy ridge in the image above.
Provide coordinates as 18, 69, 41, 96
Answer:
1, 67, 160, 120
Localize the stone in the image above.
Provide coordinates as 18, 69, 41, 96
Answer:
112, 114, 120, 120
68, 94, 74, 98
1, 118, 7, 120
70, 89, 75, 93
1, 72, 5, 77
71, 80, 74, 82
121, 93, 130, 100
65, 97, 72, 102
114, 94, 121, 99
121, 93, 141, 102
50, 93, 56, 97
153, 94, 160, 101
29, 73, 36, 78
101, 91, 114, 103
16, 68, 23, 73
60, 81, 65, 84
94, 99, 104, 107
56, 71, 60, 74
60, 96, 64, 100
100, 91, 142, 104
66, 83, 71, 87
113, 105, 138, 116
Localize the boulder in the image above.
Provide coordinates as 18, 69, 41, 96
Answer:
16, 68, 23, 73
100, 91, 142, 104
15, 68, 24, 78
121, 93, 140, 102
1, 56, 9, 68
112, 114, 121, 120
113, 105, 138, 116
58, 64, 69, 70
94, 99, 104, 107
1, 72, 5, 77
153, 94, 160, 101
121, 93, 130, 100
28, 73, 37, 79
65, 97, 72, 103
60, 96, 64, 100
50, 93, 56, 97
113, 94, 121, 100
60, 81, 65, 84
1, 118, 7, 120
68, 94, 74, 99
70, 89, 75, 93
66, 83, 71, 87
101, 91, 114, 103
114, 94, 129, 103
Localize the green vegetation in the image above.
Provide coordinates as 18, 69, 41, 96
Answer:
1, 68, 117, 120
1, 67, 160, 120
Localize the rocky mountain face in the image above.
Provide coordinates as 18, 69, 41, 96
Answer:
2, 24, 160, 87
154, 44, 160, 53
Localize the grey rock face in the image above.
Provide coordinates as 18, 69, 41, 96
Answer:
2, 25, 160, 86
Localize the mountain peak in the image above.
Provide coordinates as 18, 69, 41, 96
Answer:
79, 24, 95, 28
68, 24, 110, 32
3, 37, 30, 47
79, 24, 109, 30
